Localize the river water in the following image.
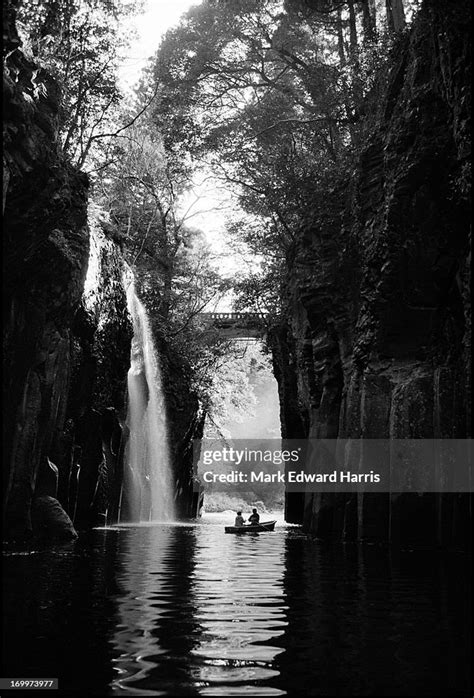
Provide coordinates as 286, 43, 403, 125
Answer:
2, 513, 470, 696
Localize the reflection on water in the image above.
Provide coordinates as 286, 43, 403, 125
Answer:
110, 520, 287, 696
2, 514, 471, 696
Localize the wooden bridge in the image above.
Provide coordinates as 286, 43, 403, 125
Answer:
199, 312, 267, 338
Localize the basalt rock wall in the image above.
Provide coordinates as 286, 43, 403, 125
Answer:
157, 337, 206, 519
272, 0, 471, 545
54, 224, 133, 530
60, 229, 206, 527
2, 5, 132, 538
4, 4, 206, 538
3, 6, 89, 539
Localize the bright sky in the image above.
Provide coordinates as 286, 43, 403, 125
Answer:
118, 0, 257, 310
118, 0, 203, 90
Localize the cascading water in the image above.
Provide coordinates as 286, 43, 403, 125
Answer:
121, 281, 176, 522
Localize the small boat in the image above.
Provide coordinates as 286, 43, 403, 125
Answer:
225, 520, 276, 534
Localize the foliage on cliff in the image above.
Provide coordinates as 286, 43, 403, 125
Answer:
15, 0, 139, 169
144, 0, 471, 544
146, 0, 421, 319
5, 0, 471, 540
13, 0, 244, 429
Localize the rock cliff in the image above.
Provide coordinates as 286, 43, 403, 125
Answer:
271, 0, 471, 545
55, 222, 133, 530
3, 3, 202, 538
3, 4, 89, 539
2, 10, 135, 537
157, 335, 206, 518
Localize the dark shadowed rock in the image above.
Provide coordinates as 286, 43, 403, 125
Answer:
3, 5, 89, 540
271, 0, 471, 545
35, 457, 59, 498
31, 495, 78, 540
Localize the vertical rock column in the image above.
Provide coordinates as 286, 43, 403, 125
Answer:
3, 8, 89, 539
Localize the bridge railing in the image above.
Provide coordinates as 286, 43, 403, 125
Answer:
199, 312, 267, 321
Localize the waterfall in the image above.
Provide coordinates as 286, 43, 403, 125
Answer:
121, 281, 176, 522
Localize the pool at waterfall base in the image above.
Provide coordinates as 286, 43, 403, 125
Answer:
2, 513, 471, 696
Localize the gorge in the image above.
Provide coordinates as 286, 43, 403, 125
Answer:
3, 0, 471, 545
2, 1, 472, 695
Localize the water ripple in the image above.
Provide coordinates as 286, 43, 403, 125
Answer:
2, 512, 470, 696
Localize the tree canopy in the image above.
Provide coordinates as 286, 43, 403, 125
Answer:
146, 0, 414, 316
16, 0, 140, 168
13, 0, 416, 422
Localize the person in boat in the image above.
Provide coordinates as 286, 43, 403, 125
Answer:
234, 511, 246, 527
248, 508, 260, 525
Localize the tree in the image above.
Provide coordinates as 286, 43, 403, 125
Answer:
97, 121, 229, 329
16, 0, 140, 168
146, 0, 412, 321
385, 0, 406, 33
201, 341, 273, 438
148, 1, 354, 277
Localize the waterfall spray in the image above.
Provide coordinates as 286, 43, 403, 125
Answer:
122, 281, 176, 522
